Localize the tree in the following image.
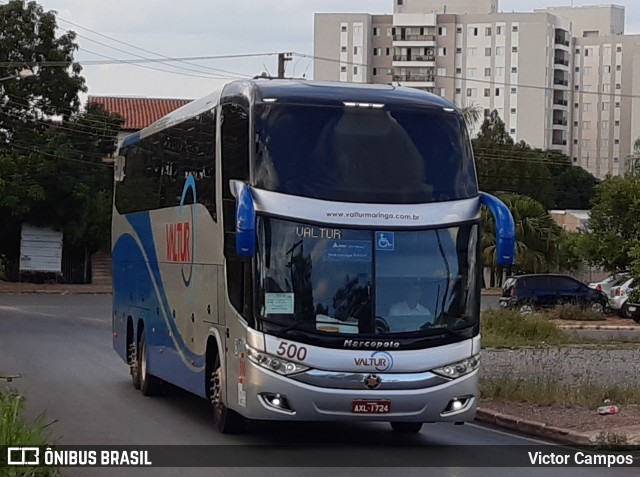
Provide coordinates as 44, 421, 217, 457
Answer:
482, 193, 562, 279
473, 111, 555, 208
473, 110, 597, 210
0, 0, 86, 144
0, 1, 122, 280
580, 174, 640, 272
459, 103, 482, 129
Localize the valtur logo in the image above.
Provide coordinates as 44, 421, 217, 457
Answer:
353, 351, 394, 372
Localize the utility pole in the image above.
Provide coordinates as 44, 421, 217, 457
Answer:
278, 52, 293, 78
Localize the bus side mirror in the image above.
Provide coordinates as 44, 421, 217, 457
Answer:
480, 192, 515, 267
235, 183, 256, 258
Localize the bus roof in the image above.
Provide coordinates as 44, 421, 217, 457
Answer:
121, 79, 458, 149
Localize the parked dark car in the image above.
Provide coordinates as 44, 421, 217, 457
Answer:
499, 274, 608, 314
622, 302, 640, 324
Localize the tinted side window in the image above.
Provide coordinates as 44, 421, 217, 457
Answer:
221, 103, 251, 315
115, 139, 163, 214
115, 111, 217, 216
551, 277, 581, 291
221, 103, 250, 233
523, 276, 549, 289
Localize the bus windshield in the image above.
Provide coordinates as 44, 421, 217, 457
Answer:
254, 103, 477, 204
256, 217, 480, 338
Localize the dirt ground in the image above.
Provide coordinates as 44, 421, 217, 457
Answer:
480, 401, 640, 434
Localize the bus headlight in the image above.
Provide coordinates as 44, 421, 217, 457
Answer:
432, 354, 480, 379
246, 347, 309, 376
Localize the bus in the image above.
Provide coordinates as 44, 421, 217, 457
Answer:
111, 79, 515, 434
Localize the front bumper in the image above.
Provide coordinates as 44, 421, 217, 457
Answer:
230, 360, 478, 423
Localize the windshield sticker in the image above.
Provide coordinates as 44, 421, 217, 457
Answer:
265, 293, 295, 314
324, 240, 372, 262
296, 226, 342, 239
376, 232, 395, 251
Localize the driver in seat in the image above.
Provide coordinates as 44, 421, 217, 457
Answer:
388, 284, 433, 321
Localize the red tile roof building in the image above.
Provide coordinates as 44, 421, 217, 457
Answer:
88, 96, 193, 131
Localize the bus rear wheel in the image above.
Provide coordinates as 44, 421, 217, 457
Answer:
210, 354, 245, 434
390, 422, 423, 433
138, 333, 163, 396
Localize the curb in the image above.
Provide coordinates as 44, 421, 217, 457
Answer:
475, 408, 639, 445
559, 325, 639, 331
0, 287, 112, 295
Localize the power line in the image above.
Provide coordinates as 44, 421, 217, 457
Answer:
4, 143, 113, 168
0, 53, 281, 68
56, 17, 256, 79
294, 51, 640, 102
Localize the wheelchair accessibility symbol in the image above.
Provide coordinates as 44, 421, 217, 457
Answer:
376, 232, 395, 251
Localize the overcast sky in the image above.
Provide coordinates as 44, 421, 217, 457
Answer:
12, 0, 640, 100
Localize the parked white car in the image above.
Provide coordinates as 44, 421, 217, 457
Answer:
588, 273, 630, 296
608, 277, 635, 317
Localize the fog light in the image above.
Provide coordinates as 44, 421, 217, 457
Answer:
442, 396, 472, 415
260, 393, 295, 414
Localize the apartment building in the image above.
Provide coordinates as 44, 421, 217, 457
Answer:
314, 1, 640, 178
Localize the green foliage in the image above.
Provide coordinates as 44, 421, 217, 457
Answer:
0, 390, 57, 476
580, 174, 640, 272
481, 309, 576, 348
541, 304, 605, 322
0, 1, 122, 278
482, 193, 562, 273
474, 110, 596, 210
556, 232, 584, 272
480, 374, 640, 408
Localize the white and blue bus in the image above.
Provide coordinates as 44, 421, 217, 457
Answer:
112, 79, 515, 434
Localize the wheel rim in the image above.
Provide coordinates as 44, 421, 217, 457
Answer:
520, 305, 533, 315
140, 340, 147, 381
591, 302, 604, 313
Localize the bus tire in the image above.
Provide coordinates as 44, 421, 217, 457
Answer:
210, 354, 245, 434
390, 422, 423, 433
129, 341, 141, 390
138, 333, 163, 396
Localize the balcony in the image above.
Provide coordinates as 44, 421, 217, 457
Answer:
553, 118, 568, 126
393, 55, 436, 62
393, 34, 436, 42
551, 138, 568, 146
553, 78, 569, 87
553, 98, 568, 106
555, 38, 570, 47
554, 58, 569, 67
393, 74, 435, 82
392, 74, 435, 87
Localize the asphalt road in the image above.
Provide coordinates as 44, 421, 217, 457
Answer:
0, 294, 637, 477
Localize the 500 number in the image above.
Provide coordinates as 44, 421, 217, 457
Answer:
276, 342, 308, 361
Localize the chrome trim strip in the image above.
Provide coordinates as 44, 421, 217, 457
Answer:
250, 188, 480, 227
289, 369, 449, 390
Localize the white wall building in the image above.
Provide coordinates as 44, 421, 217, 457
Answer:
314, 2, 640, 178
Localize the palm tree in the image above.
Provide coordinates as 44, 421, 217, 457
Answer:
482, 194, 562, 282
459, 103, 482, 130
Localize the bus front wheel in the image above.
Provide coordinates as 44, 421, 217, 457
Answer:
210, 354, 245, 434
390, 422, 423, 433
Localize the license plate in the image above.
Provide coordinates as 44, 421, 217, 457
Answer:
629, 306, 637, 312
352, 400, 391, 414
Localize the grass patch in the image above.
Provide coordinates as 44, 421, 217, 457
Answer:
480, 374, 640, 409
541, 304, 606, 322
0, 389, 57, 476
481, 309, 589, 348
